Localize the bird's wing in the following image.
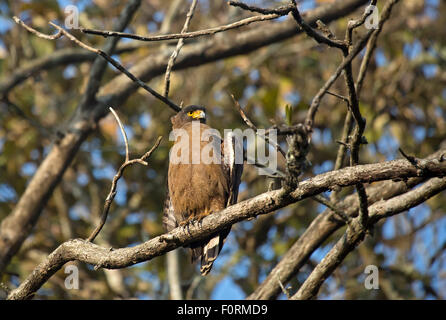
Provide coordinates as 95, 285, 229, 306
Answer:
162, 180, 178, 232
196, 132, 243, 276
222, 131, 244, 206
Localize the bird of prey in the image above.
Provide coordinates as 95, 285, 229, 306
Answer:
163, 105, 243, 276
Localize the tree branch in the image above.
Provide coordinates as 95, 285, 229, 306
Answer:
77, 13, 281, 43
289, 1, 348, 52
7, 152, 446, 299
0, 43, 145, 97
0, 0, 370, 277
164, 0, 198, 98
86, 108, 162, 242
231, 94, 286, 158
291, 176, 446, 300
12, 15, 181, 112
80, 0, 142, 107
248, 147, 446, 300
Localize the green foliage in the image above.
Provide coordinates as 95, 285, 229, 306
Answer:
0, 0, 445, 300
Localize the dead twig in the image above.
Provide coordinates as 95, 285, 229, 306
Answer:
277, 275, 291, 299
231, 94, 286, 158
164, 0, 198, 98
12, 16, 62, 40
12, 16, 181, 112
288, 1, 347, 52
87, 107, 162, 242
346, 0, 378, 45
77, 13, 281, 42
228, 0, 294, 15
312, 194, 352, 225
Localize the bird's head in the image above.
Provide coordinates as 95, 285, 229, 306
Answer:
171, 105, 207, 129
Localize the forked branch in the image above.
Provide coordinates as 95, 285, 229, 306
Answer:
87, 107, 162, 242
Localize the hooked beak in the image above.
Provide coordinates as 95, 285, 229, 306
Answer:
191, 110, 206, 119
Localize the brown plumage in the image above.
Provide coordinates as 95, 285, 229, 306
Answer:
163, 105, 243, 276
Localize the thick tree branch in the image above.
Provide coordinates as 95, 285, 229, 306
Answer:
0, 0, 369, 276
249, 147, 446, 300
0, 43, 145, 97
291, 177, 446, 300
12, 17, 181, 112
7, 152, 446, 299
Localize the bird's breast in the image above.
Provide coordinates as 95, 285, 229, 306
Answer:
168, 123, 229, 221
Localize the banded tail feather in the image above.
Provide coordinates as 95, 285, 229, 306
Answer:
189, 227, 231, 276
162, 188, 177, 232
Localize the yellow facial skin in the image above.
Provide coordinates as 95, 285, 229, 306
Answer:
187, 110, 206, 119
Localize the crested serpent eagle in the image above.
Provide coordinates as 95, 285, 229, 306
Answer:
163, 105, 243, 275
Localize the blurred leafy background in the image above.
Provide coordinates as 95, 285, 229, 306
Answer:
0, 0, 445, 299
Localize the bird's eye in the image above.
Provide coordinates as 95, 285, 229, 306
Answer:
187, 111, 193, 116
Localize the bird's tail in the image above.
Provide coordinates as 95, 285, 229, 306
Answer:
199, 235, 220, 276
190, 228, 230, 276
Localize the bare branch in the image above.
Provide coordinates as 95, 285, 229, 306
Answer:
78, 13, 281, 42
8, 152, 446, 299
164, 0, 198, 98
304, 0, 399, 133
12, 17, 181, 112
231, 94, 258, 130
231, 94, 286, 157
228, 0, 294, 15
303, 31, 372, 131
249, 148, 446, 300
343, 50, 369, 229
12, 16, 62, 40
87, 109, 162, 243
331, 0, 391, 200
289, 1, 347, 52
326, 91, 349, 104
346, 0, 378, 45
312, 194, 352, 225
291, 177, 446, 300
109, 107, 129, 163
277, 275, 291, 299
343, 0, 401, 230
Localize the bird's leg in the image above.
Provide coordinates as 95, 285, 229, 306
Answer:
178, 215, 193, 236
179, 218, 193, 235
179, 216, 194, 227
179, 209, 212, 231
196, 209, 212, 227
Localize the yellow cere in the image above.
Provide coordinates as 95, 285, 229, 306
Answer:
190, 110, 205, 119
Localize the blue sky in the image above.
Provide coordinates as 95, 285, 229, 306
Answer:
0, 0, 444, 300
